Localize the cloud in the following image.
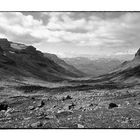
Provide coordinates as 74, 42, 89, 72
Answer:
46, 12, 87, 31
0, 12, 42, 34
0, 12, 44, 43
0, 12, 140, 57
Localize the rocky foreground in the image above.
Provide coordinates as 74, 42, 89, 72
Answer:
0, 83, 140, 128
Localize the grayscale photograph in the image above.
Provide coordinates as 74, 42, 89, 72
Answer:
0, 11, 140, 129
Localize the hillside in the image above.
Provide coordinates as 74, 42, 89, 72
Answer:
96, 48, 140, 84
0, 38, 84, 82
44, 53, 85, 77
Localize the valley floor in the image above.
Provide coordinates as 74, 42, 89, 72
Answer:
0, 79, 140, 129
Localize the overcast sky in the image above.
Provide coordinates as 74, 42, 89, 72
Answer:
0, 12, 140, 58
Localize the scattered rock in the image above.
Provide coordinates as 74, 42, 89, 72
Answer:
62, 95, 72, 101
78, 115, 82, 121
125, 101, 130, 105
108, 103, 118, 109
93, 106, 98, 111
5, 112, 11, 117
121, 117, 132, 124
38, 100, 45, 108
83, 108, 87, 111
89, 103, 94, 107
77, 124, 84, 128
79, 107, 83, 110
37, 112, 53, 120
37, 111, 45, 117
59, 126, 69, 128
24, 117, 32, 120
30, 121, 43, 128
28, 106, 35, 110
45, 115, 54, 120
53, 105, 56, 108
6, 108, 14, 113
43, 120, 49, 126
56, 110, 73, 118
67, 117, 71, 120
31, 97, 35, 100
68, 103, 75, 110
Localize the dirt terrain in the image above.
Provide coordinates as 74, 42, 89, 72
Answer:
0, 79, 140, 129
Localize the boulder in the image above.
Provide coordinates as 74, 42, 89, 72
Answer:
108, 103, 118, 109
0, 102, 8, 111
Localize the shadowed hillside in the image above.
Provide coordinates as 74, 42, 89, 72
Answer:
0, 38, 84, 82
99, 48, 140, 84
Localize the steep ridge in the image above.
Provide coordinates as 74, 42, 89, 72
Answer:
0, 38, 84, 82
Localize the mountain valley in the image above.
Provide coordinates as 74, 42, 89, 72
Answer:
0, 38, 140, 128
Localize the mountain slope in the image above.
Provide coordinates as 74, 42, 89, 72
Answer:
0, 38, 83, 82
99, 48, 140, 84
64, 57, 122, 77
44, 53, 85, 77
